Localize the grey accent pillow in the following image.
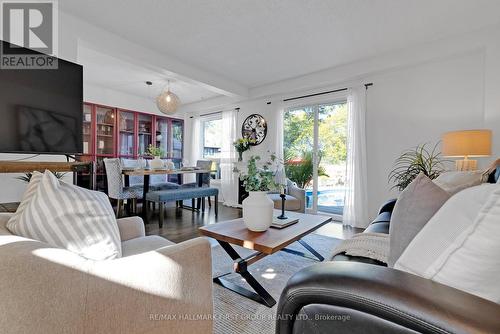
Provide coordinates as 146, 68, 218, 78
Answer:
388, 173, 450, 267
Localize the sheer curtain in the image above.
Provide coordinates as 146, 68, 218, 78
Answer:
275, 103, 285, 161
184, 116, 201, 183
343, 86, 369, 228
220, 109, 239, 206
189, 117, 201, 166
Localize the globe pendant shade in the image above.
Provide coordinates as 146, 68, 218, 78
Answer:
156, 89, 180, 114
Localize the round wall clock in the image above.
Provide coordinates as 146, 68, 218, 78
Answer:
242, 114, 267, 145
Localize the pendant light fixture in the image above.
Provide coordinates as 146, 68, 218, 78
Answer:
156, 80, 180, 114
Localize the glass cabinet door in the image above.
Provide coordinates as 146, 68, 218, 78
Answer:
118, 111, 135, 156
155, 117, 169, 157
95, 106, 115, 155
82, 104, 93, 154
171, 119, 183, 159
137, 114, 153, 156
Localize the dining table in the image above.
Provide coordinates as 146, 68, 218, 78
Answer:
121, 168, 214, 219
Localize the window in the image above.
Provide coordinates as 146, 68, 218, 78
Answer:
200, 115, 222, 179
284, 101, 348, 216
202, 116, 222, 159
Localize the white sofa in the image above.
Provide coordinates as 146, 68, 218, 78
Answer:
0, 213, 213, 334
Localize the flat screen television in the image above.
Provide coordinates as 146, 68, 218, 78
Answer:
0, 40, 83, 154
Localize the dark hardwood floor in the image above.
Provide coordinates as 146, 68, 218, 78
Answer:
143, 202, 363, 244
144, 203, 241, 243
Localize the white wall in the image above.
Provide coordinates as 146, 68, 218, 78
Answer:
83, 83, 184, 118
366, 50, 486, 216
183, 26, 500, 223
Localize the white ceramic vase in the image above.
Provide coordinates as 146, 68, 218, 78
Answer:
242, 191, 274, 232
150, 156, 164, 169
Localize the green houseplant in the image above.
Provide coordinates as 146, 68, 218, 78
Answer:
146, 144, 164, 158
236, 155, 279, 192
285, 151, 328, 189
146, 144, 165, 169
234, 153, 282, 231
17, 171, 66, 183
388, 142, 447, 191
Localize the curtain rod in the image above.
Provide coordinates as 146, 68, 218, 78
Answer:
283, 83, 373, 102
190, 108, 240, 118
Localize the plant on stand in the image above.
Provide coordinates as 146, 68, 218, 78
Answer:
147, 144, 165, 169
388, 142, 447, 191
233, 137, 255, 162
234, 153, 282, 232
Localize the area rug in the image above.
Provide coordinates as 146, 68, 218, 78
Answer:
211, 233, 341, 334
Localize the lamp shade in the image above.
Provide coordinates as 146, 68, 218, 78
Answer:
156, 89, 180, 114
442, 129, 492, 157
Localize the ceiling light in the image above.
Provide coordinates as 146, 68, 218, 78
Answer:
156, 80, 180, 114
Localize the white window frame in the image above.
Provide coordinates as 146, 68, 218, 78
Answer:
284, 92, 348, 220
200, 114, 223, 159
199, 113, 223, 179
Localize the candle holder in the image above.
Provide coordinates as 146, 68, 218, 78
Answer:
277, 193, 288, 220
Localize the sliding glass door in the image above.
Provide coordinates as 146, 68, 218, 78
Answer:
284, 101, 347, 216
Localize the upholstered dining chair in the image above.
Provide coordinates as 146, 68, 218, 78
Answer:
104, 158, 143, 217
181, 160, 214, 208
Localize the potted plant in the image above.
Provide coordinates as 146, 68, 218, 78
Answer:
388, 142, 447, 191
285, 151, 328, 189
233, 137, 255, 161
234, 153, 282, 231
147, 144, 164, 169
17, 171, 66, 183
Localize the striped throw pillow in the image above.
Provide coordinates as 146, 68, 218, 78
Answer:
7, 171, 44, 229
7, 170, 122, 260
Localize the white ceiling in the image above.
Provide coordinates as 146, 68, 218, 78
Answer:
78, 46, 221, 104
62, 0, 500, 90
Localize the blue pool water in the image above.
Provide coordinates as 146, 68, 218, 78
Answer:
305, 188, 345, 215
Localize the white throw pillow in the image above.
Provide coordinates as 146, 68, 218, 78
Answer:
6, 171, 43, 228
395, 184, 500, 303
433, 170, 485, 195
7, 170, 122, 260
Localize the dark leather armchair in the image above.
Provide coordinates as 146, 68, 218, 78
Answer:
276, 261, 500, 334
276, 176, 500, 333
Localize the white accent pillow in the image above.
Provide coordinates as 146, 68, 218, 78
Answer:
395, 184, 500, 303
7, 170, 122, 260
433, 170, 485, 195
6, 171, 44, 228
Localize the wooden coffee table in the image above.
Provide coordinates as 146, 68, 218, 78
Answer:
199, 211, 332, 307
